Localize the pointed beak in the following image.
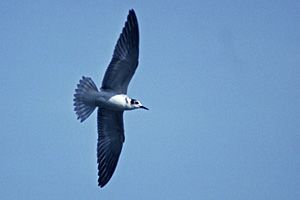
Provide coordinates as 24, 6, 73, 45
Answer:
140, 106, 149, 110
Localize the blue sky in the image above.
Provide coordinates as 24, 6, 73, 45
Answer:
0, 0, 299, 199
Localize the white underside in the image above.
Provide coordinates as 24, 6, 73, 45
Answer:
106, 94, 131, 111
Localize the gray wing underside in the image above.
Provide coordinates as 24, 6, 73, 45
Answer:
97, 108, 125, 187
101, 9, 139, 94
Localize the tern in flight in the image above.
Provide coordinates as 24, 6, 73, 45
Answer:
73, 9, 148, 188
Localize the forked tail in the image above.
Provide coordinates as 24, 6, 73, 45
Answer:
73, 76, 98, 122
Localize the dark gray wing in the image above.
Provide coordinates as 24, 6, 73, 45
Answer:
97, 108, 125, 187
101, 9, 139, 94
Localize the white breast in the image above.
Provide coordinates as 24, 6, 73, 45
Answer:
107, 94, 130, 111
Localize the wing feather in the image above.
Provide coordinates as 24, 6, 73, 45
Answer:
97, 108, 125, 187
101, 9, 139, 94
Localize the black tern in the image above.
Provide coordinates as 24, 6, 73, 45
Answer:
73, 9, 147, 188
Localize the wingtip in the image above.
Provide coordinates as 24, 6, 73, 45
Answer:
98, 183, 105, 188
128, 9, 136, 16
98, 179, 108, 188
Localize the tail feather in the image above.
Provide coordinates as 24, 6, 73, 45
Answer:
73, 76, 98, 122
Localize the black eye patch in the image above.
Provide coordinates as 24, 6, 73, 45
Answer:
131, 99, 137, 104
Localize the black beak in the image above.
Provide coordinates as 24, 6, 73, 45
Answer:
140, 106, 149, 110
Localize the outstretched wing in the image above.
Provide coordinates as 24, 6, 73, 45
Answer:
101, 9, 139, 94
97, 108, 125, 187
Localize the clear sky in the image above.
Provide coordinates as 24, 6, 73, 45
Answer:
0, 1, 299, 199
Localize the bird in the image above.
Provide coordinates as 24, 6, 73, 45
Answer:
73, 9, 148, 188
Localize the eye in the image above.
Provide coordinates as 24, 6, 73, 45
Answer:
130, 99, 136, 104
130, 99, 139, 105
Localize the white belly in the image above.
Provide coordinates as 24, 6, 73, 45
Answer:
106, 94, 129, 111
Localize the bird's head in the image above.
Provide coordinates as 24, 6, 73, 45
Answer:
129, 98, 149, 110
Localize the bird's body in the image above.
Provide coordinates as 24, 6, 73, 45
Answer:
79, 89, 137, 111
104, 94, 133, 111
73, 9, 147, 188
